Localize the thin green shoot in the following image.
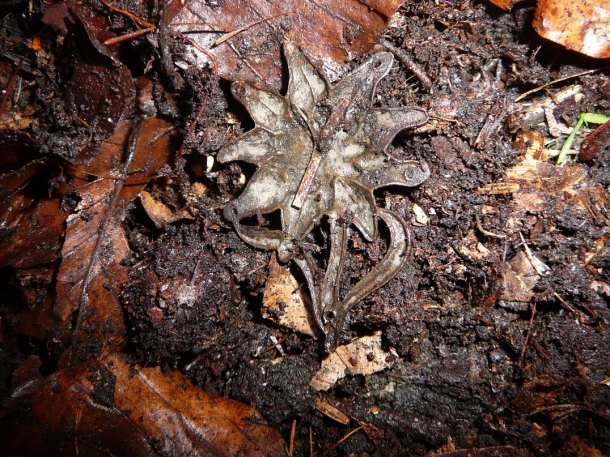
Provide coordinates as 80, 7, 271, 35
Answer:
557, 113, 610, 166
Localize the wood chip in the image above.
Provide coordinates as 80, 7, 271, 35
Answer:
412, 203, 429, 225
314, 398, 350, 425
476, 182, 520, 195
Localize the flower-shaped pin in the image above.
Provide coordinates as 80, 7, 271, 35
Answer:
219, 41, 429, 349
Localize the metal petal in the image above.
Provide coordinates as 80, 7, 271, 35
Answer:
332, 180, 377, 241
364, 107, 428, 150
358, 156, 430, 191
217, 128, 273, 164
231, 81, 292, 132
328, 52, 394, 124
285, 40, 327, 123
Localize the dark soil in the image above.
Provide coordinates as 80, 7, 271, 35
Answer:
1, 0, 609, 456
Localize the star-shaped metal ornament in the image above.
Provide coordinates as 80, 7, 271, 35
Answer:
218, 41, 429, 350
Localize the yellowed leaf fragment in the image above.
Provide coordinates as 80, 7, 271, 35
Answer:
262, 254, 315, 336
533, 0, 610, 59
140, 190, 194, 227
310, 331, 396, 391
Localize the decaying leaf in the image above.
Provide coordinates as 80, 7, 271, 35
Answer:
310, 331, 397, 391
487, 0, 516, 11
0, 195, 67, 268
488, 0, 609, 58
506, 154, 604, 215
55, 118, 174, 366
499, 250, 545, 309
262, 254, 315, 336
513, 129, 547, 161
0, 353, 287, 457
55, 177, 131, 364
169, 0, 406, 87
532, 0, 610, 59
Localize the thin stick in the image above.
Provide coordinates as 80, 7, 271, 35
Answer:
519, 302, 536, 363
514, 68, 604, 102
475, 214, 506, 239
319, 426, 364, 457
381, 40, 433, 90
213, 13, 288, 47
100, 0, 153, 28
518, 231, 548, 276
182, 35, 219, 74
553, 291, 577, 313
104, 27, 154, 45
100, 0, 155, 45
289, 419, 297, 457
309, 427, 313, 457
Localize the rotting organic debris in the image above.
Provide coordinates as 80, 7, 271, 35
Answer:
218, 41, 429, 351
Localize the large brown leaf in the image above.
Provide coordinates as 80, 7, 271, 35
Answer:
55, 118, 174, 366
533, 0, 609, 59
169, 0, 405, 87
0, 354, 287, 457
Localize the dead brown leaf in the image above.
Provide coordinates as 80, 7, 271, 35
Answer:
0, 195, 66, 268
169, 0, 405, 88
506, 156, 606, 216
55, 118, 174, 366
533, 0, 610, 59
458, 229, 491, 261
487, 0, 517, 11
0, 133, 64, 268
0, 353, 287, 457
500, 250, 543, 305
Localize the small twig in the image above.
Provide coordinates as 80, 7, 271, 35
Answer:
0, 58, 25, 118
100, 0, 155, 45
381, 40, 433, 90
519, 302, 536, 363
266, 334, 286, 356
514, 68, 604, 102
518, 231, 549, 276
289, 419, 297, 457
181, 35, 219, 74
213, 13, 288, 47
475, 214, 506, 239
473, 102, 511, 148
553, 292, 577, 314
318, 426, 364, 457
309, 427, 313, 457
100, 0, 153, 28
104, 27, 155, 46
